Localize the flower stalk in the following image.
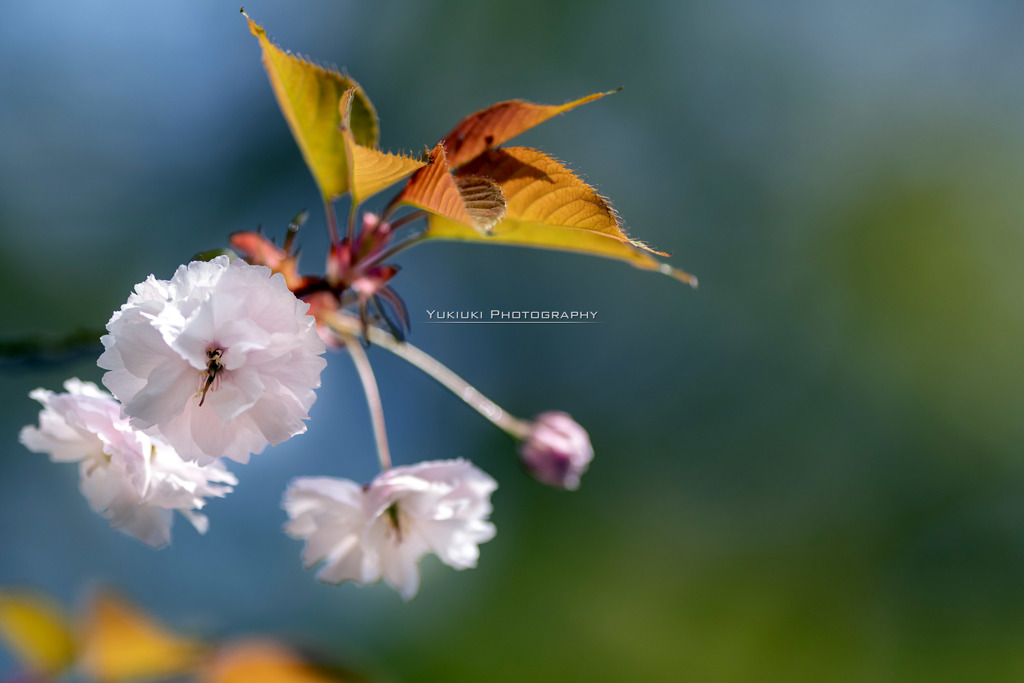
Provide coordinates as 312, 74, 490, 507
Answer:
339, 329, 392, 471
324, 312, 532, 440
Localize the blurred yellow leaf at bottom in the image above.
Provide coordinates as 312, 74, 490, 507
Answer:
78, 590, 206, 683
0, 590, 75, 676
200, 640, 347, 683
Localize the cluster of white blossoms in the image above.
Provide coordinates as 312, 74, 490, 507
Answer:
20, 379, 236, 548
22, 257, 326, 548
18, 258, 500, 597
21, 255, 594, 599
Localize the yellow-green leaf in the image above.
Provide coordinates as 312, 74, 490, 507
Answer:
0, 590, 75, 676
425, 147, 696, 284
347, 144, 426, 204
245, 12, 378, 199
395, 142, 506, 233
78, 590, 205, 683
338, 89, 424, 204
441, 90, 619, 167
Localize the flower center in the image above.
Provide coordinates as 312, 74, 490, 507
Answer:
84, 450, 112, 475
198, 347, 225, 406
385, 503, 404, 543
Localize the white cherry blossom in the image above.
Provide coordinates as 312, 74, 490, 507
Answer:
283, 459, 497, 600
98, 256, 327, 464
19, 379, 236, 548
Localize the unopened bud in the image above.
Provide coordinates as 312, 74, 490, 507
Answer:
519, 411, 593, 490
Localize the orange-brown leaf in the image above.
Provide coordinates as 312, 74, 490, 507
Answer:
460, 147, 644, 244
339, 89, 424, 203
425, 147, 696, 284
396, 143, 506, 233
246, 13, 378, 199
199, 640, 347, 683
78, 591, 205, 683
230, 231, 310, 291
442, 90, 619, 167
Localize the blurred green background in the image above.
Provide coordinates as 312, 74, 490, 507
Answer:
4, 1, 1024, 681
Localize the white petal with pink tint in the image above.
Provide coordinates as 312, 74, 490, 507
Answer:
20, 379, 236, 548
99, 256, 327, 464
283, 459, 497, 600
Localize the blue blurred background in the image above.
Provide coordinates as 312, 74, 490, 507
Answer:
4, 1, 1024, 680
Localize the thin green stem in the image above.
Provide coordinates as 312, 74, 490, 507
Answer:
347, 199, 360, 243
340, 329, 392, 471
325, 313, 532, 440
283, 208, 308, 254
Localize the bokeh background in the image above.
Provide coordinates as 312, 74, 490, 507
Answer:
4, 1, 1024, 681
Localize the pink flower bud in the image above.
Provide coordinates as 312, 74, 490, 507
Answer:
519, 412, 593, 490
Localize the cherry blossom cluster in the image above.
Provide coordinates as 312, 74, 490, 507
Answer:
16, 13, 631, 601
21, 245, 593, 599
21, 256, 325, 548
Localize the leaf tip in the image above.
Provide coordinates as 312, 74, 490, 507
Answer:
659, 263, 698, 288
242, 9, 264, 39
626, 237, 670, 257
